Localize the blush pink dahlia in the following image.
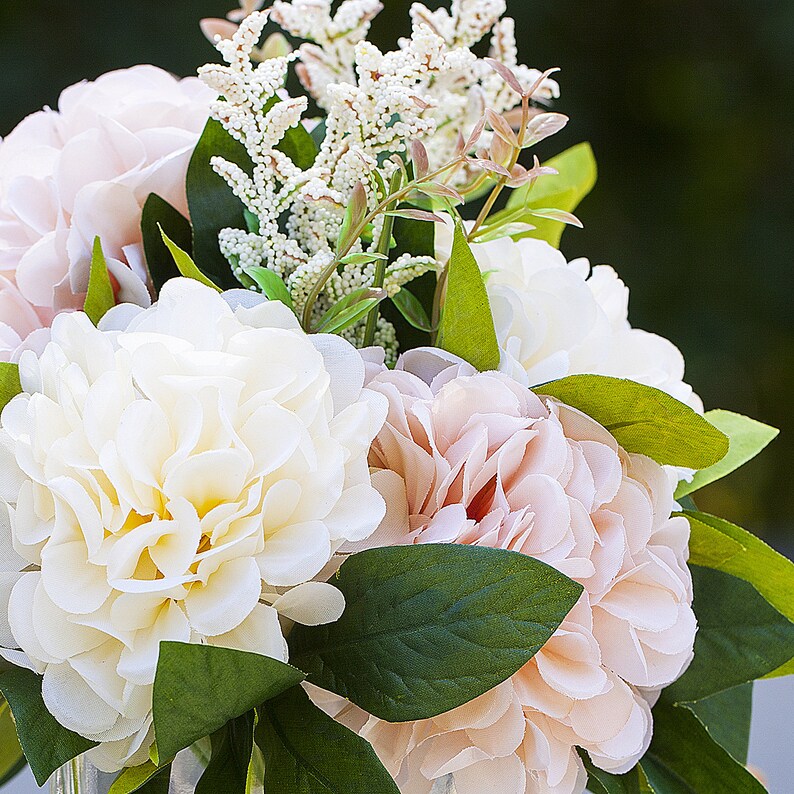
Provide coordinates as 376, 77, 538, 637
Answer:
317, 352, 697, 794
0, 66, 214, 360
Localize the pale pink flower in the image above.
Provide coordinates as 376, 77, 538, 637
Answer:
317, 351, 696, 794
0, 66, 214, 360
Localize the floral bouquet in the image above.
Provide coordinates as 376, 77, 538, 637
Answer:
0, 2, 791, 793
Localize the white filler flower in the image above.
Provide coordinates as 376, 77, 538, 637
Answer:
437, 225, 702, 412
0, 279, 387, 771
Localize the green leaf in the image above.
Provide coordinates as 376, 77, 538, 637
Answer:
109, 761, 171, 794
186, 119, 254, 291
289, 544, 582, 722
675, 410, 778, 498
537, 375, 729, 469
641, 701, 765, 793
159, 227, 221, 291
141, 194, 192, 294
277, 117, 318, 172
664, 566, 794, 705
392, 287, 434, 332
686, 684, 753, 765
84, 237, 116, 326
0, 695, 26, 786
0, 667, 96, 786
581, 753, 654, 794
504, 141, 597, 247
681, 511, 794, 677
152, 643, 304, 763
315, 288, 386, 334
245, 267, 295, 312
436, 222, 501, 372
256, 685, 399, 794
196, 713, 255, 794
0, 362, 22, 413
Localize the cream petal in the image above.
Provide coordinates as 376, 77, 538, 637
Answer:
209, 603, 288, 661
272, 582, 345, 626
185, 557, 262, 637
258, 521, 331, 587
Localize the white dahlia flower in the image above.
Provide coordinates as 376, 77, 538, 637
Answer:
315, 351, 696, 794
436, 224, 702, 412
0, 279, 387, 771
0, 66, 214, 361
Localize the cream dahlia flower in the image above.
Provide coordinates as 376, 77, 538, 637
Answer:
436, 224, 702, 411
0, 279, 387, 771
317, 351, 696, 794
0, 65, 214, 361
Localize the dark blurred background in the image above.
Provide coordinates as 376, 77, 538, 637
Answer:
0, 0, 791, 552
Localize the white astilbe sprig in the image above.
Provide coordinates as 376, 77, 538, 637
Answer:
198, 11, 456, 358
271, 0, 384, 110
273, 0, 561, 183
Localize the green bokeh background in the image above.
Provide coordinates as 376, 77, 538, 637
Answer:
1, 0, 791, 551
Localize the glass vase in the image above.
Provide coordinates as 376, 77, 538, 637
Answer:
49, 750, 210, 794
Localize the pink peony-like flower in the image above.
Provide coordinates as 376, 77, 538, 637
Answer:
0, 65, 214, 360
317, 351, 696, 794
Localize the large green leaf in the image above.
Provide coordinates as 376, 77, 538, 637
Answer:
289, 544, 582, 722
682, 511, 794, 677
0, 695, 26, 786
84, 237, 116, 326
436, 222, 501, 372
503, 142, 597, 247
664, 566, 794, 705
141, 194, 192, 294
537, 375, 728, 469
0, 362, 22, 413
0, 667, 96, 786
195, 713, 255, 794
686, 684, 753, 765
676, 411, 778, 498
186, 119, 254, 290
152, 643, 304, 763
641, 702, 765, 793
256, 685, 399, 794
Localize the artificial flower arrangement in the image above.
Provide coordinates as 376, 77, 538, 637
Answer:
0, 2, 791, 793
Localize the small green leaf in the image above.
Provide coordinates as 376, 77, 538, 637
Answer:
641, 701, 765, 793
436, 222, 501, 372
195, 713, 255, 794
0, 695, 26, 786
245, 267, 295, 312
537, 375, 729, 469
315, 288, 386, 334
392, 288, 434, 332
339, 252, 388, 266
159, 227, 221, 291
109, 761, 171, 794
256, 686, 399, 794
186, 119, 254, 290
675, 410, 779, 498
664, 566, 794, 705
289, 544, 582, 722
141, 194, 192, 294
337, 183, 369, 255
581, 753, 654, 794
0, 362, 22, 413
152, 643, 304, 763
0, 667, 96, 786
682, 511, 794, 677
84, 237, 116, 326
504, 142, 597, 247
686, 684, 753, 765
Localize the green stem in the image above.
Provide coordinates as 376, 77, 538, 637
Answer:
363, 171, 402, 347
466, 95, 531, 242
301, 156, 466, 331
